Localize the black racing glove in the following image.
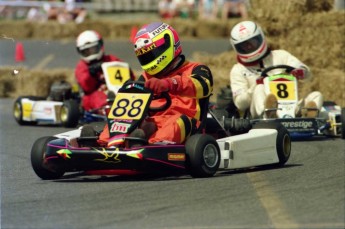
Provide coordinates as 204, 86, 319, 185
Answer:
88, 61, 103, 77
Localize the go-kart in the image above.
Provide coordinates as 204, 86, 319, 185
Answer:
221, 65, 345, 140
30, 81, 292, 180
13, 61, 132, 128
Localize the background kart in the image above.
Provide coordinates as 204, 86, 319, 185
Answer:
13, 61, 132, 128
31, 81, 292, 180
217, 65, 345, 140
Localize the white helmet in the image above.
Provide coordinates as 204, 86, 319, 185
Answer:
230, 21, 268, 63
76, 30, 104, 63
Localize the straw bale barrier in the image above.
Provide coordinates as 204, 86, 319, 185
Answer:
1, 0, 344, 107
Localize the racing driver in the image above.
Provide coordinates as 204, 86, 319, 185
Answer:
98, 22, 213, 146
75, 30, 135, 111
229, 20, 323, 118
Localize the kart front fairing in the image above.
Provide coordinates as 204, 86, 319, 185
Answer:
44, 136, 187, 175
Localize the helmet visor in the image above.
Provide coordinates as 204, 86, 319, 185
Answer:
78, 43, 102, 57
136, 34, 171, 66
234, 34, 263, 54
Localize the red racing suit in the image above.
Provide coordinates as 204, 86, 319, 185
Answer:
75, 54, 132, 111
98, 57, 213, 145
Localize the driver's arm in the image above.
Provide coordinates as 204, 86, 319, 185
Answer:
277, 50, 312, 80
230, 64, 255, 111
169, 64, 213, 99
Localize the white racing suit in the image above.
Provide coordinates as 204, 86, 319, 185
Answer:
230, 49, 323, 118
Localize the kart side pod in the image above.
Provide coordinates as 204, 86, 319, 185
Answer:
217, 122, 291, 170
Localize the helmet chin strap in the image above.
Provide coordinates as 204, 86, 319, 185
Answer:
155, 55, 185, 78
237, 48, 271, 67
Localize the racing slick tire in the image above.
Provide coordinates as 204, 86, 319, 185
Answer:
31, 136, 65, 180
341, 108, 345, 139
13, 96, 45, 125
185, 134, 221, 178
61, 99, 80, 128
252, 121, 291, 166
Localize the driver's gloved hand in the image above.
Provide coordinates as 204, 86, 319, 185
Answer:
145, 77, 176, 94
291, 68, 306, 80
226, 118, 252, 134
88, 62, 103, 77
256, 77, 264, 84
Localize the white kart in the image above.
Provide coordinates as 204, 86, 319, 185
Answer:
13, 61, 132, 128
30, 81, 291, 180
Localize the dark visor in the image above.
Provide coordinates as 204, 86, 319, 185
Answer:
137, 34, 171, 66
234, 35, 263, 54
79, 43, 102, 57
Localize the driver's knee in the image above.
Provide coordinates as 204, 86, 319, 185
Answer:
140, 120, 157, 139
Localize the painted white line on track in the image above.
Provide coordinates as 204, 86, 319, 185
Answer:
247, 172, 299, 229
33, 54, 54, 70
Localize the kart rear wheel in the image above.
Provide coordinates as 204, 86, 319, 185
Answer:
253, 122, 291, 166
341, 108, 345, 139
31, 136, 65, 180
61, 100, 80, 128
185, 134, 220, 178
13, 97, 42, 125
13, 98, 25, 125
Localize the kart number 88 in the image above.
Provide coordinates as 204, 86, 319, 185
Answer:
108, 93, 150, 120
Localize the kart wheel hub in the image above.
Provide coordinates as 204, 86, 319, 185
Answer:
203, 144, 219, 167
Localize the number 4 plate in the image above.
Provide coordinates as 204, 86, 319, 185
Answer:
102, 61, 131, 94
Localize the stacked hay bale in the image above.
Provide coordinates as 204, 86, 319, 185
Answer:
0, 0, 344, 107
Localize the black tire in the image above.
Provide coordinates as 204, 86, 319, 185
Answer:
61, 100, 80, 128
341, 108, 345, 139
253, 121, 291, 166
31, 136, 65, 180
185, 134, 221, 178
13, 96, 44, 125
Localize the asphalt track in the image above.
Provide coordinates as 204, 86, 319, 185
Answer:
1, 39, 345, 229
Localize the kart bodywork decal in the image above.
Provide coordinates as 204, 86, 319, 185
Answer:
127, 150, 144, 160
22, 101, 33, 119
57, 149, 72, 159
94, 148, 121, 163
168, 153, 185, 161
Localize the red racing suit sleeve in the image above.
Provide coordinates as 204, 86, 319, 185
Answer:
75, 55, 135, 94
165, 62, 213, 99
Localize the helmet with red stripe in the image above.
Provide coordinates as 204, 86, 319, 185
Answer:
76, 30, 104, 63
230, 21, 268, 63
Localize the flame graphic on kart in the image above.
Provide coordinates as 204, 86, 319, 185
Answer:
94, 148, 121, 164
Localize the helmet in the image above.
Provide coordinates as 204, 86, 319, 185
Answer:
76, 30, 104, 63
230, 21, 268, 63
133, 22, 182, 75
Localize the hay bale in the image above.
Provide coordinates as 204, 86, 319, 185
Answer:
0, 67, 75, 98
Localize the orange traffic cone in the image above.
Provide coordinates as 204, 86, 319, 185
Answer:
15, 42, 25, 62
129, 26, 138, 43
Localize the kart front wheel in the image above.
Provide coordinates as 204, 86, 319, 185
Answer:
253, 122, 291, 166
61, 100, 80, 128
185, 134, 220, 178
31, 136, 65, 180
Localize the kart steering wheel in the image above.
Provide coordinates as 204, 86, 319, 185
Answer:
121, 80, 171, 113
260, 65, 295, 77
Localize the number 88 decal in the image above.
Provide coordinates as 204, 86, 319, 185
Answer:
112, 98, 143, 118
